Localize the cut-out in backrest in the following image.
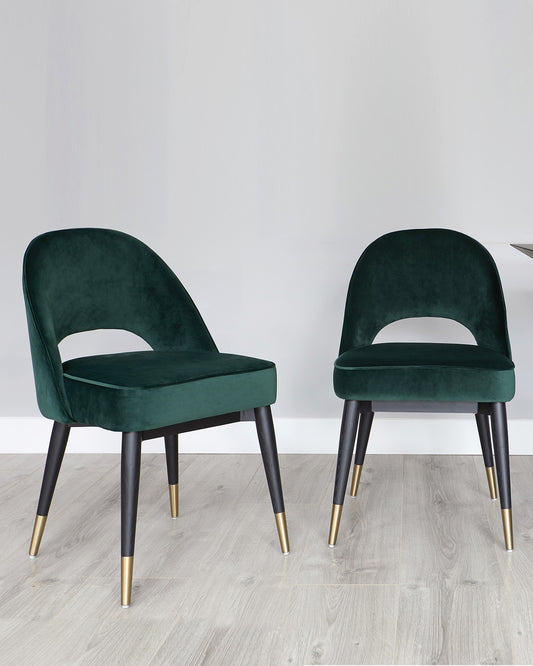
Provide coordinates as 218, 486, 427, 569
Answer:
59, 329, 152, 361
373, 316, 477, 345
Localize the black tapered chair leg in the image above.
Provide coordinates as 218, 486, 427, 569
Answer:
254, 405, 289, 554
164, 434, 179, 518
29, 421, 71, 557
475, 413, 498, 500
350, 411, 374, 497
490, 402, 513, 551
121, 432, 142, 607
329, 400, 360, 547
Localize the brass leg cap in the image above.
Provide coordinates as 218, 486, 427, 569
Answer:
502, 508, 514, 551
121, 556, 134, 607
275, 512, 290, 554
328, 504, 343, 547
29, 515, 47, 558
350, 465, 363, 497
486, 466, 498, 500
169, 483, 179, 519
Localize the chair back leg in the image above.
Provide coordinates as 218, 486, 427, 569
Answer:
254, 406, 289, 554
490, 402, 513, 551
475, 413, 498, 499
29, 421, 70, 557
350, 410, 374, 497
164, 434, 179, 518
121, 431, 142, 607
329, 400, 360, 546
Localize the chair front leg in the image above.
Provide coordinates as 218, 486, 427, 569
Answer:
490, 402, 513, 551
29, 421, 71, 557
350, 410, 373, 497
475, 413, 498, 500
121, 432, 142, 607
254, 405, 289, 554
164, 434, 179, 518
329, 400, 360, 546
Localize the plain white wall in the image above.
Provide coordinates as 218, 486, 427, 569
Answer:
2, 1, 533, 422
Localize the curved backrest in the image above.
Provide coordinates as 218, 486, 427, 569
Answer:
23, 228, 217, 422
339, 229, 512, 357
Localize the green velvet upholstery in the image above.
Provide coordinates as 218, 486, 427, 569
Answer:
23, 228, 276, 430
334, 343, 514, 402
63, 351, 276, 432
335, 229, 514, 402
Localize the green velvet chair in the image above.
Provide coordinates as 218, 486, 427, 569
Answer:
329, 228, 515, 552
23, 228, 289, 606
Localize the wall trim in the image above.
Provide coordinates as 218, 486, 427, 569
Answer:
2, 416, 532, 455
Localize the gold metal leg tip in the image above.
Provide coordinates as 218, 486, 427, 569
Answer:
168, 483, 179, 519
350, 465, 363, 497
29, 515, 47, 558
328, 504, 343, 547
121, 556, 134, 607
275, 512, 290, 554
486, 466, 498, 500
501, 509, 514, 551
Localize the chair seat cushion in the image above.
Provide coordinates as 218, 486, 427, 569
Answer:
334, 343, 515, 402
63, 351, 276, 432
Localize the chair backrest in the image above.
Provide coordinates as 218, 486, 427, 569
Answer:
339, 228, 512, 357
23, 228, 217, 422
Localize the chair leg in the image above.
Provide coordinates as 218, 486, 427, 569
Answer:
475, 413, 498, 500
350, 411, 373, 497
490, 403, 513, 551
121, 432, 142, 607
254, 406, 290, 554
164, 434, 179, 518
29, 421, 70, 557
329, 400, 360, 547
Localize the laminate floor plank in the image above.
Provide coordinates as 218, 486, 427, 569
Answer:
298, 455, 403, 585
91, 454, 264, 580
474, 454, 533, 664
188, 501, 302, 583
400, 455, 502, 586
21, 452, 195, 584
150, 574, 291, 666
241, 454, 335, 505
179, 453, 262, 508
394, 582, 512, 665
0, 454, 122, 585
0, 453, 46, 478
279, 584, 399, 665
0, 578, 179, 666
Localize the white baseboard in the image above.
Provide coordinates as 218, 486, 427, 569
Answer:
2, 416, 532, 455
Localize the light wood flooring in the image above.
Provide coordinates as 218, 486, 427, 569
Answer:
1, 451, 533, 665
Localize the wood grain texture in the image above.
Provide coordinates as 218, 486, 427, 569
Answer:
2, 452, 533, 665
298, 455, 403, 584
280, 584, 399, 665
475, 454, 533, 665
400, 455, 502, 586
394, 583, 512, 665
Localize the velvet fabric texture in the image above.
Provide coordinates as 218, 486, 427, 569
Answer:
334, 343, 514, 402
23, 229, 276, 430
334, 229, 515, 403
63, 351, 275, 432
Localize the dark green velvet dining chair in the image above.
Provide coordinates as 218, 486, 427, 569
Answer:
329, 228, 515, 552
23, 228, 289, 607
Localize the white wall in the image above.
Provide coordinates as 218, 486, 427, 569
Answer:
2, 2, 533, 440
